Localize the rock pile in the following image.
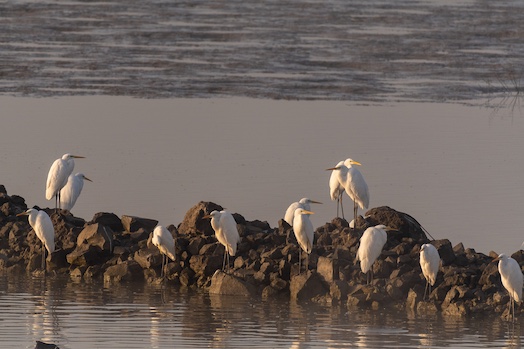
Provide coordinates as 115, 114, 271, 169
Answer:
0, 185, 521, 318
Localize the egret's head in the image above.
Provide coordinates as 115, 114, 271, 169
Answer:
16, 208, 36, 217
78, 173, 93, 182
203, 210, 219, 219
299, 198, 322, 205
344, 158, 362, 167
295, 208, 314, 216
63, 153, 85, 160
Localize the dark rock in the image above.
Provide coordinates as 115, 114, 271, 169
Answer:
77, 224, 114, 252
189, 255, 223, 276
209, 270, 258, 296
134, 248, 161, 269
90, 212, 124, 232
67, 244, 107, 267
317, 256, 338, 284
330, 280, 350, 301
365, 206, 428, 243
442, 301, 469, 316
121, 215, 158, 233
432, 239, 455, 266
35, 340, 60, 349
103, 260, 143, 283
178, 201, 223, 236
290, 271, 328, 301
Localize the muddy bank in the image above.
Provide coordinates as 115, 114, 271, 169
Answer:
0, 185, 521, 319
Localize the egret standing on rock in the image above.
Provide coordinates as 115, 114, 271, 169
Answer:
326, 158, 369, 228
356, 225, 389, 284
203, 210, 240, 273
420, 243, 440, 300
284, 198, 321, 244
293, 208, 315, 275
46, 153, 85, 211
16, 208, 55, 271
328, 160, 346, 219
152, 225, 176, 278
493, 253, 523, 320
59, 173, 92, 211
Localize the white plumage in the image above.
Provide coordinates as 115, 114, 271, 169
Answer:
17, 208, 55, 270
328, 160, 346, 218
327, 158, 369, 227
293, 208, 315, 274
152, 225, 176, 278
45, 153, 84, 209
59, 173, 92, 211
204, 210, 240, 271
356, 225, 388, 282
420, 243, 440, 299
495, 253, 523, 319
284, 198, 322, 226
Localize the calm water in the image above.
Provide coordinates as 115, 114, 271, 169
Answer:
0, 275, 522, 349
2, 0, 524, 347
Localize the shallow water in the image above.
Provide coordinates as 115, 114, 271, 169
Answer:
0, 0, 523, 101
0, 275, 522, 349
3, 97, 524, 256
2, 0, 524, 347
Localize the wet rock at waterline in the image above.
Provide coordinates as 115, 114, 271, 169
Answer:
0, 185, 522, 318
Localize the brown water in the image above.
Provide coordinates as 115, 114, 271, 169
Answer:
1, 0, 524, 347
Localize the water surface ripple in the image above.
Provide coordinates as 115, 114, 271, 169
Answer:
0, 275, 522, 349
1, 0, 523, 101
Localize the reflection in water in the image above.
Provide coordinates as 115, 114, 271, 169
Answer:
0, 275, 523, 348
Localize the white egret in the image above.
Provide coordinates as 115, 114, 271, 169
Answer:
328, 160, 346, 218
152, 225, 176, 278
493, 253, 523, 320
326, 158, 369, 228
420, 243, 440, 300
46, 153, 85, 211
16, 208, 55, 270
356, 224, 389, 284
284, 198, 322, 226
284, 198, 321, 244
203, 210, 240, 272
293, 208, 315, 274
59, 173, 92, 211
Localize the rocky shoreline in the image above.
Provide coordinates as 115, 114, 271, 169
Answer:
0, 185, 521, 319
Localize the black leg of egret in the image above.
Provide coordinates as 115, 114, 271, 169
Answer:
340, 194, 345, 220
298, 249, 302, 275
353, 201, 358, 230
222, 251, 227, 272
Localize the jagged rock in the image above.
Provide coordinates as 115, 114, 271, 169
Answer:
67, 244, 107, 266
121, 215, 158, 233
442, 301, 469, 316
189, 255, 223, 276
134, 248, 162, 269
432, 239, 455, 266
103, 260, 142, 283
417, 301, 439, 313
77, 223, 114, 252
330, 280, 350, 301
290, 271, 328, 301
262, 285, 280, 299
90, 212, 124, 232
406, 285, 425, 310
178, 201, 223, 236
317, 256, 338, 284
209, 270, 258, 296
365, 206, 428, 243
